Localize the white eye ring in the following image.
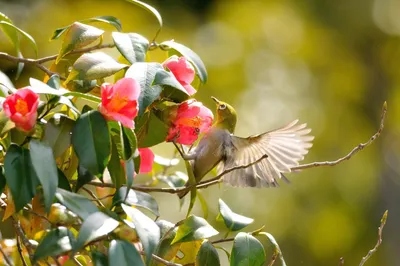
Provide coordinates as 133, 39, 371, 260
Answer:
219, 104, 226, 110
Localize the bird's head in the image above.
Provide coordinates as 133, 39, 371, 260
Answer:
211, 96, 237, 133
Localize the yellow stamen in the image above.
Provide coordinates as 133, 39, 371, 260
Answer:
15, 99, 29, 115
107, 93, 129, 112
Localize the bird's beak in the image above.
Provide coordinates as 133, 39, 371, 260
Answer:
211, 96, 220, 105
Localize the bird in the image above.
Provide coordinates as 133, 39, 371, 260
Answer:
178, 96, 313, 198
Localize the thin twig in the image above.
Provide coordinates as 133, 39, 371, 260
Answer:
0, 43, 115, 81
11, 216, 34, 262
82, 187, 105, 208
292, 102, 387, 171
338, 257, 345, 266
359, 210, 388, 266
24, 207, 51, 223
0, 244, 13, 266
16, 235, 29, 266
139, 250, 181, 266
211, 237, 234, 244
267, 252, 277, 266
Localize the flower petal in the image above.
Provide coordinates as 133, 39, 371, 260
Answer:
138, 148, 155, 173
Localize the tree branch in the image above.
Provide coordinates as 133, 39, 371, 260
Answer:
0, 244, 13, 266
0, 43, 115, 81
292, 101, 387, 171
358, 210, 388, 266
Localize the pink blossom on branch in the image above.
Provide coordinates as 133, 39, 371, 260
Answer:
3, 87, 39, 132
138, 148, 155, 174
166, 100, 214, 145
99, 77, 141, 128
162, 55, 196, 95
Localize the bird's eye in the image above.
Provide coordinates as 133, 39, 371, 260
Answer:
219, 104, 227, 110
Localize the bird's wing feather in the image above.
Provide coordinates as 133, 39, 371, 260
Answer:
221, 120, 314, 187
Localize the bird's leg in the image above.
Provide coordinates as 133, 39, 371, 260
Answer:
173, 142, 196, 161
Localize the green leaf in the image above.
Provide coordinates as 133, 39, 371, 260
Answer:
57, 169, 72, 192
113, 187, 159, 217
33, 227, 76, 262
121, 204, 160, 265
109, 240, 145, 266
51, 16, 122, 40
124, 0, 163, 36
55, 188, 98, 219
258, 232, 286, 266
92, 251, 109, 266
122, 126, 139, 161
29, 140, 58, 213
171, 215, 219, 244
71, 110, 111, 176
0, 12, 19, 51
153, 69, 189, 102
64, 91, 101, 103
66, 79, 97, 93
230, 233, 266, 266
75, 212, 119, 250
43, 115, 75, 158
0, 166, 6, 195
135, 111, 169, 148
29, 78, 64, 96
47, 74, 61, 89
108, 139, 126, 189
151, 220, 180, 265
66, 52, 128, 81
197, 241, 220, 266
124, 158, 135, 198
0, 70, 14, 96
112, 32, 149, 64
75, 165, 96, 192
0, 20, 38, 57
4, 144, 40, 212
161, 40, 207, 83
158, 171, 187, 188
56, 22, 104, 63
218, 199, 253, 231
125, 62, 164, 116
198, 191, 209, 220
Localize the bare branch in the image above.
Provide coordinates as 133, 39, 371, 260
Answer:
16, 235, 29, 266
267, 252, 277, 266
11, 216, 35, 263
293, 102, 387, 171
139, 251, 182, 266
0, 244, 13, 266
0, 43, 115, 81
359, 210, 388, 266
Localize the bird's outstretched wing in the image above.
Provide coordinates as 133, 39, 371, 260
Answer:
221, 120, 313, 187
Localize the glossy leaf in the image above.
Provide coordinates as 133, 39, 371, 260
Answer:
67, 52, 128, 81
4, 144, 40, 212
171, 215, 219, 244
218, 199, 254, 231
125, 0, 163, 33
0, 70, 14, 96
92, 251, 109, 266
124, 158, 135, 198
196, 241, 221, 266
122, 204, 160, 265
151, 220, 181, 265
108, 139, 126, 189
0, 20, 38, 57
29, 140, 58, 213
56, 22, 104, 63
75, 212, 119, 250
0, 12, 19, 51
125, 62, 164, 116
112, 32, 149, 64
198, 191, 209, 220
75, 165, 96, 192
43, 115, 75, 158
29, 78, 64, 96
258, 232, 286, 266
109, 240, 145, 266
113, 187, 159, 216
230, 233, 266, 266
135, 111, 169, 148
0, 166, 6, 195
57, 169, 72, 192
51, 16, 122, 40
33, 227, 76, 262
55, 188, 98, 219
71, 110, 111, 176
173, 240, 203, 265
161, 40, 207, 83
158, 171, 188, 188
47, 74, 61, 89
153, 69, 189, 102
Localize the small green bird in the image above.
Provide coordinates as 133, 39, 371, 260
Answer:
179, 97, 313, 197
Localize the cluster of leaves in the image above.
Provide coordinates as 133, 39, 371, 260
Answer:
0, 1, 286, 265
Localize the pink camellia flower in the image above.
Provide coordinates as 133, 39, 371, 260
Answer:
3, 87, 39, 132
166, 100, 214, 145
99, 78, 140, 128
138, 148, 155, 173
163, 55, 196, 95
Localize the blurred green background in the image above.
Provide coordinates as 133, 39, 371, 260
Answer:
1, 0, 399, 265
